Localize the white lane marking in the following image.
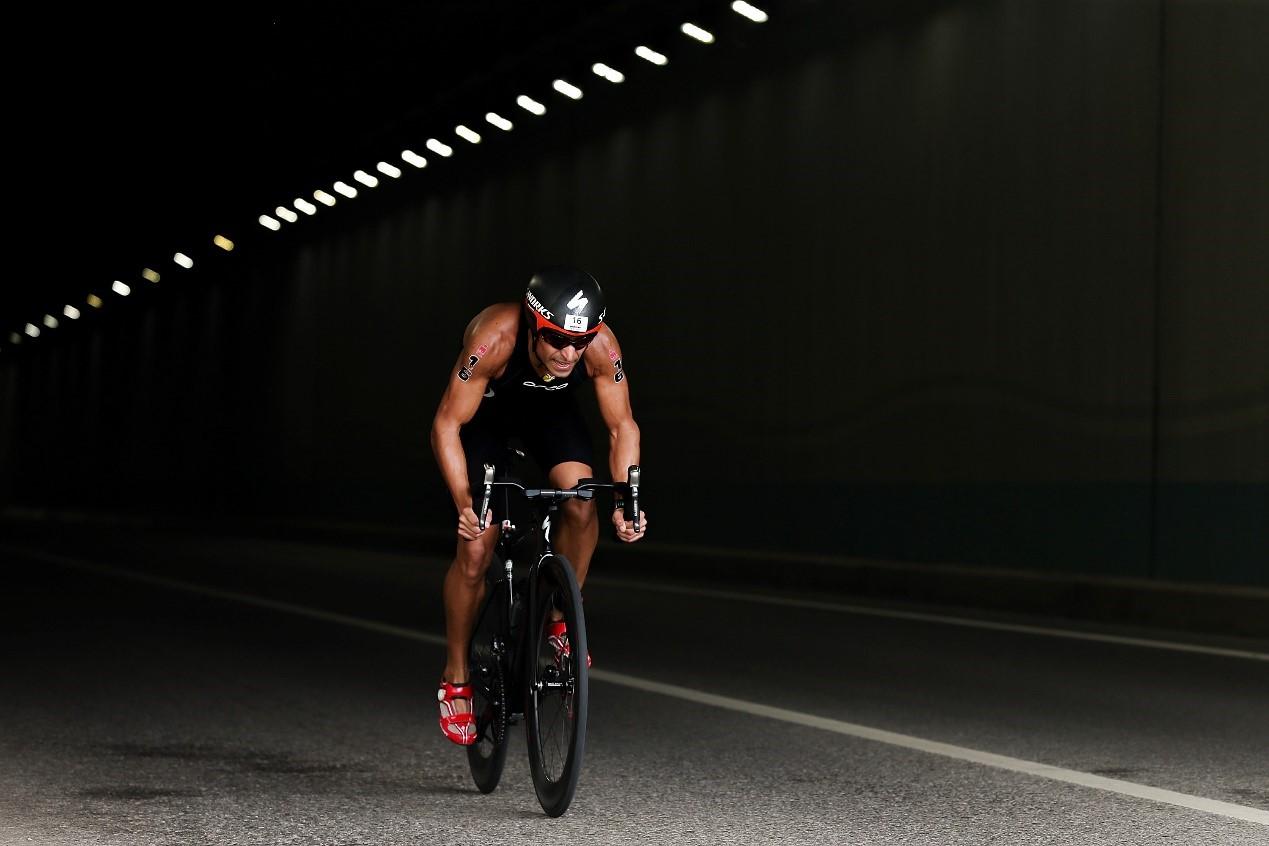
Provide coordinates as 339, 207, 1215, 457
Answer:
589, 669, 1269, 827
588, 576, 1269, 662
17, 548, 1269, 827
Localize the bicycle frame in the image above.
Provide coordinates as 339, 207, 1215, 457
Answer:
466, 461, 640, 814
474, 461, 640, 672
473, 465, 632, 714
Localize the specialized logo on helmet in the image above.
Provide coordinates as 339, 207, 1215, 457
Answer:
563, 290, 590, 331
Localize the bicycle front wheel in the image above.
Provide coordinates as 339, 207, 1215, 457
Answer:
524, 553, 589, 817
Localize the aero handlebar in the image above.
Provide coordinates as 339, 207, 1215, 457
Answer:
478, 464, 642, 534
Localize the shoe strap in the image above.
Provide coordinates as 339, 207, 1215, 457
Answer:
438, 680, 472, 702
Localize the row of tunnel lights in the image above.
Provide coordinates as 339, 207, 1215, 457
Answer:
6, 2, 769, 350
254, 9, 766, 229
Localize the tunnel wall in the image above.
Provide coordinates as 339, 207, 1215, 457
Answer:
3, 1, 1265, 585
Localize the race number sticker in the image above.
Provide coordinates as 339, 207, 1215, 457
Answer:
458, 344, 488, 382
613, 357, 625, 383
564, 314, 589, 332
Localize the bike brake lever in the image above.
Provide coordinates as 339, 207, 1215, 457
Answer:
478, 464, 494, 531
628, 465, 641, 533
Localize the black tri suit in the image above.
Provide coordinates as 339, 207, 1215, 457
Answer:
460, 313, 596, 502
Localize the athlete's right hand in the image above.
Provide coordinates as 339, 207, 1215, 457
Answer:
457, 506, 493, 541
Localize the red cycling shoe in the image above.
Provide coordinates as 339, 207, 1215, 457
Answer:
545, 620, 592, 668
437, 680, 476, 746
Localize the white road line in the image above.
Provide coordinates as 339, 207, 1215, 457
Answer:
589, 576, 1269, 662
588, 670, 1269, 826
16, 548, 1269, 827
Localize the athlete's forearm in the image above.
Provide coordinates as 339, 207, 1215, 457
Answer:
431, 420, 473, 512
607, 419, 641, 482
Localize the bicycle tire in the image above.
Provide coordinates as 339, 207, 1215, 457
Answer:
524, 553, 589, 817
466, 583, 510, 793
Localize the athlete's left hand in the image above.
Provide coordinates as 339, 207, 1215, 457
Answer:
612, 507, 648, 543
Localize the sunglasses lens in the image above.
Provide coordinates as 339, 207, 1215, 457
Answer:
542, 330, 593, 349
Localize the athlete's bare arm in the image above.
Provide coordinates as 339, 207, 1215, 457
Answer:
586, 326, 647, 542
431, 303, 517, 540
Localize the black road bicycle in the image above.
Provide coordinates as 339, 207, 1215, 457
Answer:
465, 458, 642, 817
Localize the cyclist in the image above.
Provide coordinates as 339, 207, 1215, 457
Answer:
430, 267, 647, 745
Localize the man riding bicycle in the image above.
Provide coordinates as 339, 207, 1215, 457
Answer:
430, 267, 648, 745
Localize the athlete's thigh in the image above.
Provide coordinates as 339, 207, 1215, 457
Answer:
519, 393, 596, 480
460, 401, 514, 522
548, 461, 594, 489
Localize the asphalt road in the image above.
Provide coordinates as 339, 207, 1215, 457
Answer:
1, 531, 1266, 845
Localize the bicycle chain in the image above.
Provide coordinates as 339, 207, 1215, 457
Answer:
491, 659, 507, 746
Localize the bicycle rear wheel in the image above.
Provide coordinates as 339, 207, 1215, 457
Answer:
524, 553, 589, 817
466, 582, 510, 793
466, 656, 508, 792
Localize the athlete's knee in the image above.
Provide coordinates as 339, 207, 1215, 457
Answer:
560, 496, 596, 529
452, 538, 495, 584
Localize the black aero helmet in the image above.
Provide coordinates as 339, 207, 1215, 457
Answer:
524, 267, 606, 339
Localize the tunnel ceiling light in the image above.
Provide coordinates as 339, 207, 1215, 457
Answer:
24, 323, 39, 338
485, 112, 513, 131
112, 281, 131, 296
552, 79, 583, 100
7, 332, 19, 344
516, 95, 546, 115
731, 1, 768, 23
142, 268, 161, 284
425, 138, 454, 157
64, 305, 81, 320
55, 11, 772, 314
43, 314, 58, 329
592, 63, 625, 83
681, 23, 715, 44
635, 45, 668, 66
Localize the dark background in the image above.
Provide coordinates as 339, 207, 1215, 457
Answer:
2, 0, 1266, 586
